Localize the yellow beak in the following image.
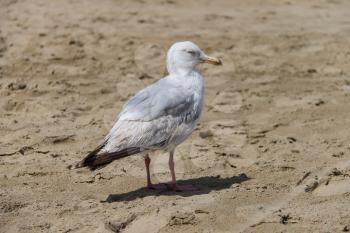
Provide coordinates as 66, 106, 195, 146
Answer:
203, 55, 222, 65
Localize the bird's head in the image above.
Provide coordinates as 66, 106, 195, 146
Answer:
166, 41, 222, 75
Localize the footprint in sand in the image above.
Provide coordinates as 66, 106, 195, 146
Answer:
235, 203, 268, 221
211, 90, 243, 114
188, 120, 259, 170
47, 63, 89, 77
122, 195, 215, 233
274, 95, 325, 111
242, 75, 278, 85
3, 99, 25, 112
313, 179, 350, 197
208, 120, 246, 150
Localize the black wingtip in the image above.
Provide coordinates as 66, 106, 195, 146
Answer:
69, 142, 107, 170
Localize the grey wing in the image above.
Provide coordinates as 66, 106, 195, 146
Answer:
102, 78, 201, 152
118, 79, 196, 121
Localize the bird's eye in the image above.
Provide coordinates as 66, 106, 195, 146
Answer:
187, 50, 196, 56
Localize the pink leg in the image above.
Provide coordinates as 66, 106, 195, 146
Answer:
168, 150, 197, 192
144, 154, 167, 190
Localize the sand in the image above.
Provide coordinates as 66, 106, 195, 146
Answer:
1, 0, 350, 232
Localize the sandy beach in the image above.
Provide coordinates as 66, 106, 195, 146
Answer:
1, 0, 350, 232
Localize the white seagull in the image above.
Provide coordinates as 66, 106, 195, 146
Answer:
75, 41, 222, 191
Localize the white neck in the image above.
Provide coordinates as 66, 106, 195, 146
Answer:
167, 59, 198, 75
166, 52, 197, 76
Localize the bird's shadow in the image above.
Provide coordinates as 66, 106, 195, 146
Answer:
104, 173, 250, 203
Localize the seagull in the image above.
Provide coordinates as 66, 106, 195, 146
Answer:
74, 41, 222, 191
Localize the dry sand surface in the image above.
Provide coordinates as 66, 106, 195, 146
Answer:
1, 0, 350, 232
